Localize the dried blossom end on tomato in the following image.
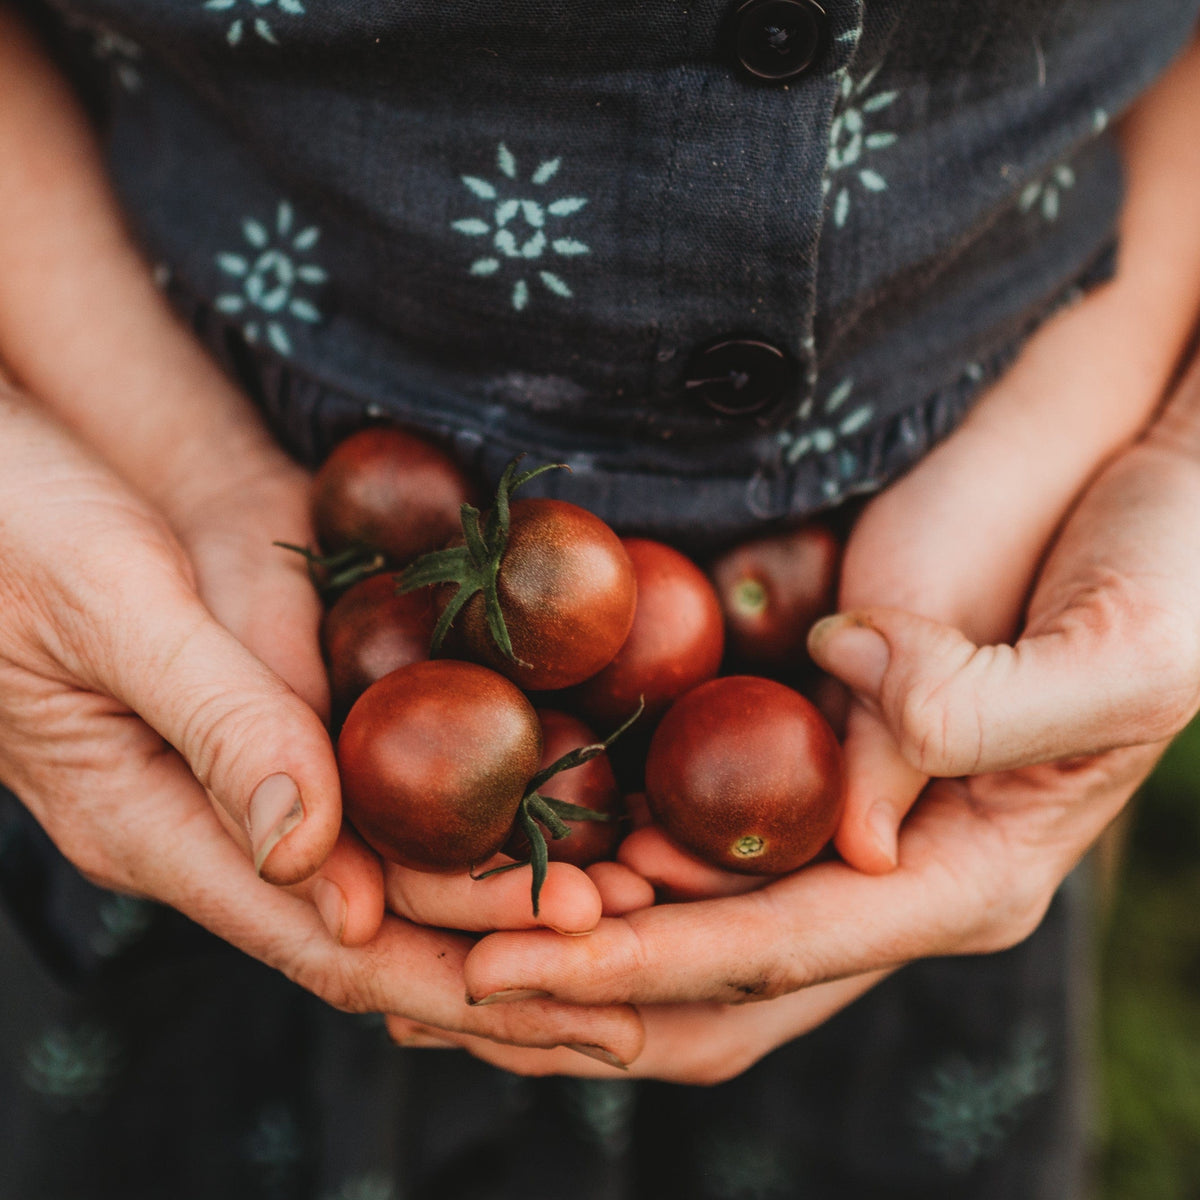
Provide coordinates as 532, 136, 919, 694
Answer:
645, 676, 844, 876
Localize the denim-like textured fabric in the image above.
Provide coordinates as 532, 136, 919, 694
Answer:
0, 2, 1181, 1195
0, 786, 1094, 1200
23, 0, 1200, 536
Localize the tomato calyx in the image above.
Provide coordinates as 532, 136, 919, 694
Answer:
397, 457, 565, 665
274, 540, 388, 598
473, 699, 643, 914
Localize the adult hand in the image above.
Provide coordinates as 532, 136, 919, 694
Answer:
425, 38, 1200, 1078
0, 6, 643, 1061
0, 388, 641, 1066
446, 348, 1200, 1074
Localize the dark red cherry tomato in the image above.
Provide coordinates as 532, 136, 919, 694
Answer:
337, 660, 542, 872
445, 499, 637, 691
645, 676, 844, 875
573, 538, 725, 730
312, 427, 478, 564
709, 523, 840, 674
320, 574, 435, 721
503, 710, 622, 868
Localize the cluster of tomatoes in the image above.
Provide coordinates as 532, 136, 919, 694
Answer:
295, 426, 846, 913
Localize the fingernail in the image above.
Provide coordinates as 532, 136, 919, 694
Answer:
544, 925, 593, 937
867, 804, 899, 869
809, 616, 890, 695
249, 774, 304, 875
565, 1044, 628, 1071
466, 988, 552, 1007
312, 878, 347, 944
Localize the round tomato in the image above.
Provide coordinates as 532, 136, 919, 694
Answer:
337, 659, 542, 872
445, 498, 637, 691
645, 675, 844, 875
573, 538, 725, 729
320, 573, 435, 721
709, 523, 840, 674
503, 710, 621, 867
312, 427, 478, 565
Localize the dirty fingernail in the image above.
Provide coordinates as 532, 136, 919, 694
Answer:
809, 618, 889, 695
565, 1044, 629, 1071
312, 878, 347, 943
466, 988, 552, 1007
249, 774, 304, 874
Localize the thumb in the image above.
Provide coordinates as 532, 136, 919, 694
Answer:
71, 562, 342, 886
808, 601, 1198, 779
3, 394, 341, 886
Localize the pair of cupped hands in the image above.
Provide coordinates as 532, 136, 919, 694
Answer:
5, 16, 1200, 1082
6, 257, 1200, 1084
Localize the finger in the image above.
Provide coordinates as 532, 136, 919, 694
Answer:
616, 826, 767, 901
831, 702, 927, 874
74, 746, 645, 1062
0, 399, 341, 886
461, 782, 1046, 1007
290, 826, 384, 948
384, 856, 603, 934
100, 583, 342, 885
188, 481, 331, 721
585, 861, 656, 915
811, 512, 1200, 776
427, 973, 886, 1082
384, 1020, 464, 1051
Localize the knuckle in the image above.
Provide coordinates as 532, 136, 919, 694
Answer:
178, 686, 297, 804
289, 961, 366, 1014
894, 674, 975, 776
1073, 570, 1200, 744
1124, 621, 1200, 742
678, 1035, 758, 1086
964, 862, 1053, 956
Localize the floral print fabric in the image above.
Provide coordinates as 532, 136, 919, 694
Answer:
0, 786, 1090, 1200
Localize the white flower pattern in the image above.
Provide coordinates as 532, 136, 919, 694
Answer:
912, 1024, 1054, 1172
215, 201, 326, 355
824, 64, 899, 229
90, 27, 143, 91
451, 143, 590, 311
23, 1023, 123, 1109
323, 1172, 398, 1200
779, 376, 875, 471
204, 0, 305, 47
1018, 163, 1076, 222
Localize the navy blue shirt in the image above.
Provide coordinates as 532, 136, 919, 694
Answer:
26, 0, 1200, 536
0, 3, 1195, 1197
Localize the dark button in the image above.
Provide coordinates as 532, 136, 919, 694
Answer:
731, 0, 826, 82
683, 338, 797, 416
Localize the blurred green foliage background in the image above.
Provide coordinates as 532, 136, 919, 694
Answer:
1099, 718, 1200, 1198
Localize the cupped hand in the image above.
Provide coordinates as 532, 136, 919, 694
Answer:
446, 340, 1200, 1082
0, 388, 639, 1063
442, 59, 1200, 1069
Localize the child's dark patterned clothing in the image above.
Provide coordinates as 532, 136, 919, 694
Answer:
1, 0, 1195, 1195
